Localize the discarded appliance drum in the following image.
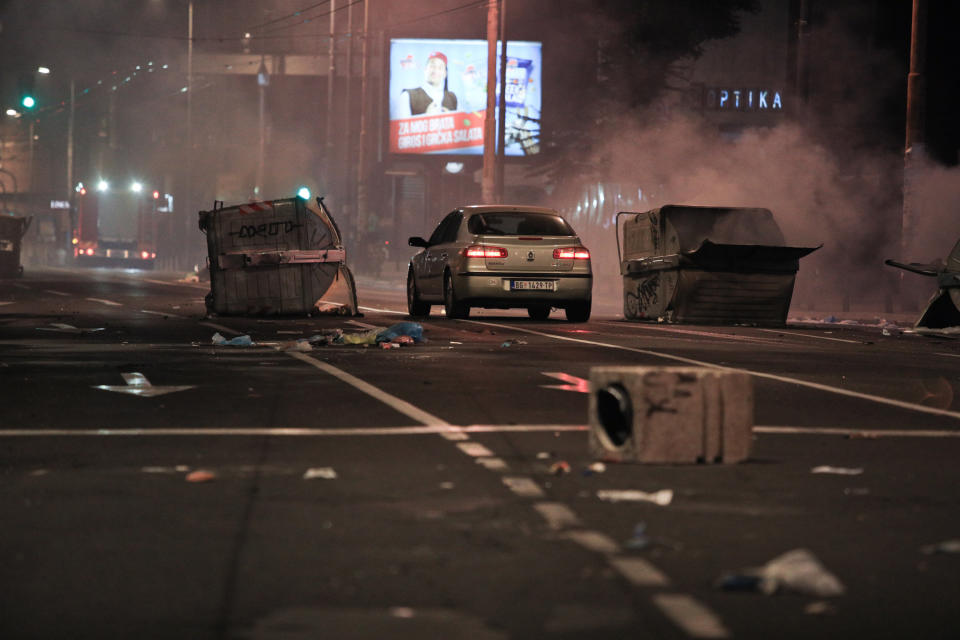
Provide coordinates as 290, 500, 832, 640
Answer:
885, 238, 960, 334
198, 197, 358, 316
0, 215, 31, 278
589, 366, 754, 464
616, 206, 819, 326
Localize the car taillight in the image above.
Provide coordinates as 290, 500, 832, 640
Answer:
554, 247, 590, 260
465, 245, 508, 258
141, 251, 150, 259
86, 248, 95, 256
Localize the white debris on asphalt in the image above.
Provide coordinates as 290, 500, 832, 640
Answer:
597, 489, 674, 506
303, 467, 338, 480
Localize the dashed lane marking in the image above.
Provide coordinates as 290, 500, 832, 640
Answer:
561, 530, 620, 555
652, 594, 730, 639
86, 297, 123, 307
533, 502, 581, 530
502, 476, 545, 498
475, 457, 509, 471
457, 442, 495, 457
0, 301, 14, 306
755, 426, 960, 438
463, 319, 960, 422
43, 289, 71, 297
608, 556, 671, 587
936, 352, 960, 358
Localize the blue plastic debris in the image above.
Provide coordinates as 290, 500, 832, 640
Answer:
212, 332, 254, 346
375, 322, 424, 343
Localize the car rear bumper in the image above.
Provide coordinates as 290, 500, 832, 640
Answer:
453, 271, 592, 305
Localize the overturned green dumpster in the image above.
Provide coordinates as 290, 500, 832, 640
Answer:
616, 205, 819, 326
885, 238, 960, 335
199, 195, 358, 316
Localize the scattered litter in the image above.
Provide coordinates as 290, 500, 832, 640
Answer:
823, 315, 839, 323
276, 339, 313, 352
29, 469, 49, 477
716, 548, 845, 597
450, 341, 462, 345
500, 338, 528, 348
380, 342, 400, 349
586, 462, 607, 475
624, 522, 651, 550
212, 332, 254, 346
186, 470, 216, 483
389, 607, 416, 619
843, 487, 870, 496
143, 465, 190, 474
597, 489, 673, 506
536, 451, 552, 460
920, 539, 960, 555
376, 321, 424, 343
804, 601, 837, 615
303, 467, 338, 480
338, 328, 383, 345
811, 465, 864, 476
440, 481, 455, 490
179, 272, 200, 283
549, 461, 571, 475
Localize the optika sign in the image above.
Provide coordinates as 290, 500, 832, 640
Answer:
704, 88, 784, 111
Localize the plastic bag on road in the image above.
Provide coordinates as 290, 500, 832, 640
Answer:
212, 332, 254, 346
716, 548, 845, 597
376, 321, 424, 343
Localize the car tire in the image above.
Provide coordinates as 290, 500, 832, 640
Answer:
527, 305, 551, 321
565, 300, 591, 323
444, 272, 469, 319
407, 269, 430, 317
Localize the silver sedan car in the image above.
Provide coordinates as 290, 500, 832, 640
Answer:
407, 205, 593, 321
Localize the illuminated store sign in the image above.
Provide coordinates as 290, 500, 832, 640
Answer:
705, 88, 784, 111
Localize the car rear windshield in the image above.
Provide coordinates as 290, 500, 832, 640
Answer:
467, 212, 575, 236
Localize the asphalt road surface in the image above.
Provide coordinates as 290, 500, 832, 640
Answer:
2, 267, 959, 639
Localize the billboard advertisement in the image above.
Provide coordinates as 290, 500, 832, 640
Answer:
389, 38, 542, 157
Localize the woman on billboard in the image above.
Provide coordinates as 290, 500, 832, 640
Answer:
396, 51, 458, 117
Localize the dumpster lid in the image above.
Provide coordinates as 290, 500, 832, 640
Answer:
658, 205, 787, 252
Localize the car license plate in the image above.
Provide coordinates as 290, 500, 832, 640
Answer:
510, 280, 556, 291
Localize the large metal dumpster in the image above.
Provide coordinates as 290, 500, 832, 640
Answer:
198, 196, 358, 316
0, 215, 31, 278
885, 238, 960, 334
616, 205, 819, 325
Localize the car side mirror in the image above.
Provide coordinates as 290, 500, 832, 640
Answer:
408, 236, 428, 248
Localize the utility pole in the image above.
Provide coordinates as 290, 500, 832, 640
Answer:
902, 0, 927, 263
481, 0, 499, 203
67, 79, 75, 197
185, 0, 194, 269
325, 0, 337, 196
356, 0, 370, 236
495, 0, 507, 202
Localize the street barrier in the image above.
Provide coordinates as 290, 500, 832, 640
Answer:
589, 366, 754, 464
616, 205, 819, 326
885, 238, 960, 333
198, 196, 358, 315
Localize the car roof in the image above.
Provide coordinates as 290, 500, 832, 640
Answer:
458, 205, 561, 216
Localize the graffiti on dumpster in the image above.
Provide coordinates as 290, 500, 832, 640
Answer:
230, 221, 303, 239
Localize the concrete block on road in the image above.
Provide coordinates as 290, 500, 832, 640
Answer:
588, 366, 753, 464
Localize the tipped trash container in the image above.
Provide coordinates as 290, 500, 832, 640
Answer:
885, 238, 960, 333
616, 205, 819, 326
199, 196, 358, 316
0, 215, 31, 278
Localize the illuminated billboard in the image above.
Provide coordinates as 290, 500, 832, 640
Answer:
389, 38, 542, 157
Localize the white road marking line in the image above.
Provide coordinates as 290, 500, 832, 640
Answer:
457, 441, 495, 457
199, 321, 243, 336
757, 328, 862, 344
562, 530, 620, 555
755, 426, 960, 438
541, 371, 590, 393
86, 297, 123, 306
0, 425, 586, 438
140, 309, 188, 319
608, 556, 671, 587
439, 431, 470, 440
464, 319, 960, 422
475, 457, 509, 471
43, 289, 71, 297
936, 352, 960, 358
359, 305, 407, 316
600, 321, 786, 346
533, 502, 581, 530
652, 594, 730, 639
287, 351, 450, 427
502, 476, 545, 498
0, 301, 14, 306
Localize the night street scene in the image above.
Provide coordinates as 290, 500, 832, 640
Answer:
2, 1, 960, 638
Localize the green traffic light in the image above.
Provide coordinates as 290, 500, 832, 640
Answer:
21, 95, 35, 109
